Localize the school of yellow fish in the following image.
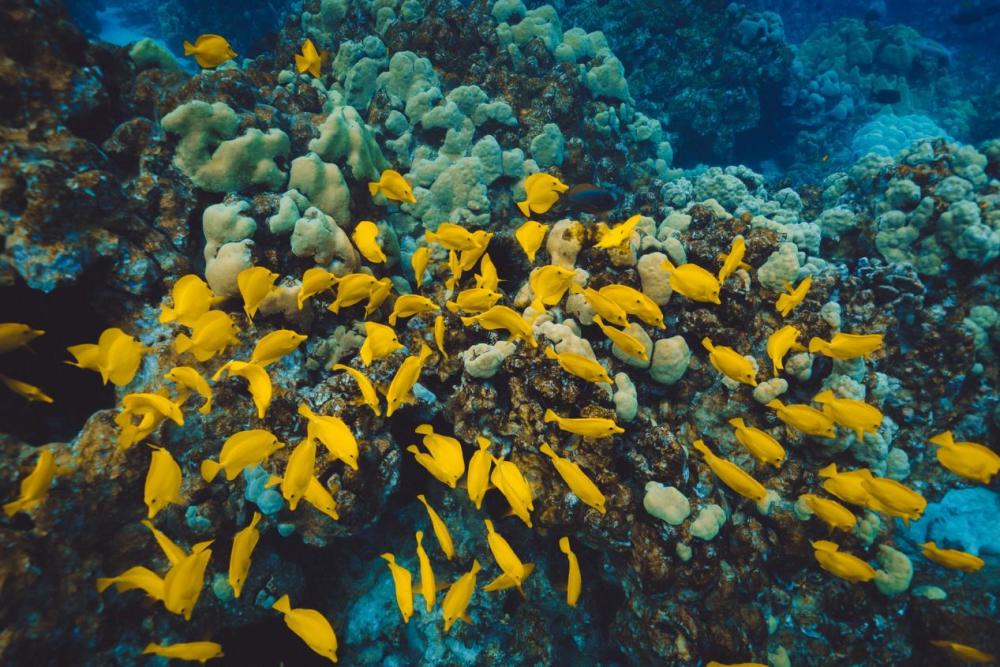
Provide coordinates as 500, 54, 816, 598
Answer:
0, 35, 997, 665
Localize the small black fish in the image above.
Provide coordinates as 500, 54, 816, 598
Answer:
872, 89, 901, 104
563, 184, 616, 213
951, 3, 1000, 25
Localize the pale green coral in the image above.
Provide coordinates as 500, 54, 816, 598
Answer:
530, 123, 565, 169
584, 49, 630, 102
308, 106, 389, 182
203, 200, 256, 261
873, 545, 912, 596
649, 336, 690, 385
690, 505, 726, 540
267, 190, 311, 234
290, 207, 359, 273
128, 38, 182, 72
643, 483, 690, 525
288, 153, 352, 225
613, 372, 638, 422
757, 242, 801, 291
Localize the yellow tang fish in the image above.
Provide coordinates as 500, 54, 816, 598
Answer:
142, 641, 223, 663
808, 332, 884, 359
141, 519, 185, 565
482, 519, 532, 594
475, 253, 501, 292
67, 327, 146, 387
165, 366, 213, 414
237, 266, 279, 322
811, 540, 875, 582
162, 541, 213, 620
174, 311, 239, 363
529, 264, 576, 312
183, 34, 236, 69
692, 439, 767, 504
249, 330, 307, 367
415, 531, 436, 611
595, 214, 641, 250
145, 445, 183, 520
592, 315, 648, 362
446, 287, 502, 314
96, 565, 165, 600
598, 284, 664, 329
799, 494, 856, 532
862, 476, 926, 523
3, 449, 63, 517
298, 404, 358, 470
360, 321, 403, 366
0, 374, 53, 404
727, 418, 785, 468
660, 258, 721, 304
116, 393, 185, 450
766, 399, 835, 438
352, 221, 387, 264
389, 294, 439, 326
813, 390, 883, 442
539, 443, 606, 514
817, 463, 873, 507
457, 231, 492, 272
434, 314, 448, 359
366, 278, 395, 319
568, 284, 629, 327
460, 306, 537, 347
295, 38, 322, 77
559, 537, 581, 607
928, 431, 1000, 484
331, 363, 381, 416
384, 343, 433, 416
272, 594, 339, 663
213, 361, 272, 419
929, 641, 996, 665
766, 325, 805, 375
416, 494, 455, 559
408, 424, 465, 488
466, 437, 493, 509
304, 476, 339, 520
702, 337, 757, 386
442, 560, 480, 632
920, 541, 984, 573
411, 246, 431, 289
543, 346, 612, 385
159, 274, 218, 328
0, 322, 44, 354
201, 429, 284, 482
326, 273, 378, 314
445, 249, 464, 292
515, 220, 549, 262
517, 173, 568, 217
543, 408, 623, 439
381, 553, 414, 623
272, 438, 317, 510
707, 662, 768, 667
369, 169, 416, 204
776, 276, 812, 317
425, 222, 479, 251
490, 457, 533, 527
229, 511, 262, 598
717, 235, 751, 283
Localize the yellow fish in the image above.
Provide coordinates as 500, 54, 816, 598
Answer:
811, 540, 875, 582
539, 443, 606, 513
598, 284, 664, 329
920, 541, 984, 573
692, 439, 767, 503
529, 264, 576, 312
229, 511, 262, 598
490, 457, 534, 527
808, 332, 884, 359
3, 449, 61, 516
331, 363, 381, 416
165, 366, 213, 414
411, 246, 431, 289
415, 531, 436, 611
543, 409, 623, 439
201, 429, 284, 482
97, 565, 165, 600
517, 173, 569, 217
162, 541, 213, 620
543, 346, 612, 385
141, 519, 186, 565
183, 34, 236, 68
595, 214, 641, 250
294, 38, 322, 77
145, 445, 183, 519
660, 258, 721, 304
116, 393, 185, 450
592, 315, 648, 362
298, 404, 358, 470
384, 343, 433, 416
928, 431, 1000, 484
0, 374, 53, 404
142, 641, 224, 663
707, 662, 768, 667
408, 424, 465, 488
775, 276, 812, 317
568, 284, 629, 327
766, 325, 805, 375
445, 250, 464, 292
380, 553, 414, 623
275, 438, 317, 510
457, 230, 492, 272
817, 463, 874, 507
174, 311, 239, 362
483, 519, 532, 594
369, 169, 416, 204
441, 560, 480, 632
159, 274, 218, 328
767, 399, 836, 438
425, 222, 479, 251
389, 294, 439, 326
727, 418, 785, 468
813, 390, 883, 442
237, 266, 279, 321
929, 641, 996, 665
213, 361, 272, 419
702, 337, 757, 386
272, 594, 339, 663
433, 314, 448, 359
466, 436, 493, 510
0, 322, 44, 354
249, 330, 307, 367
367, 277, 395, 319
515, 220, 549, 262
67, 327, 146, 387
446, 287, 502, 314
717, 235, 751, 283
474, 253, 501, 292
327, 273, 379, 314
460, 306, 537, 347
559, 537, 581, 607
360, 321, 403, 366
304, 476, 340, 520
862, 476, 926, 523
416, 494, 455, 559
352, 221, 387, 264
799, 493, 856, 532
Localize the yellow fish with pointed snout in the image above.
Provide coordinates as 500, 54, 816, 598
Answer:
237, 266, 279, 322
183, 34, 235, 69
592, 315, 647, 361
213, 361, 272, 419
920, 541, 984, 573
446, 287, 503, 314
767, 399, 836, 438
411, 246, 431, 289
360, 321, 403, 366
490, 457, 533, 528
415, 531, 437, 611
543, 409, 624, 439
568, 284, 629, 327
808, 332, 883, 359
727, 418, 785, 468
441, 560, 481, 632
0, 374, 53, 404
799, 494, 856, 532
331, 363, 381, 416
862, 476, 926, 523
929, 641, 996, 665
766, 325, 805, 376
466, 437, 493, 510
142, 641, 223, 663
717, 235, 751, 283
702, 337, 757, 386
389, 294, 439, 326
381, 553, 414, 623
3, 449, 65, 517
173, 311, 238, 363
145, 445, 183, 520
165, 366, 213, 414
272, 594, 339, 663
298, 404, 358, 470
249, 330, 307, 367
352, 220, 387, 264
817, 463, 874, 507
416, 494, 455, 559
162, 541, 213, 620
369, 169, 416, 204
297, 267, 338, 310
811, 540, 875, 582
597, 284, 664, 329
0, 322, 44, 354
595, 214, 641, 250
692, 439, 767, 504
776, 276, 811, 317
813, 390, 883, 442
159, 274, 219, 328
294, 38, 322, 77
928, 431, 1000, 484
460, 306, 537, 347
483, 519, 532, 594
515, 220, 549, 262
229, 512, 262, 598
660, 258, 721, 304
517, 173, 568, 217
559, 537, 581, 607
539, 443, 606, 513
201, 429, 284, 482
384, 343, 433, 416
543, 346, 612, 385
425, 222, 479, 251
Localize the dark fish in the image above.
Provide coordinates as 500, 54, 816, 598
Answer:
563, 184, 616, 213
872, 89, 901, 104
951, 3, 1000, 25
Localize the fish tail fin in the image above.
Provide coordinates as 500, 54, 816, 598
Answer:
141, 643, 159, 656
691, 439, 710, 458
309, 61, 321, 78
368, 182, 380, 197
174, 333, 193, 354
517, 200, 531, 217
183, 41, 196, 55
3, 499, 25, 517
928, 431, 954, 447
294, 53, 307, 73
415, 530, 423, 545
568, 282, 583, 294
592, 314, 605, 328
559, 536, 570, 553
483, 518, 495, 533
808, 337, 825, 353
539, 442, 557, 459
445, 301, 459, 313
271, 594, 292, 614
543, 346, 558, 360
543, 409, 558, 423
249, 511, 262, 529
95, 576, 115, 593
813, 390, 835, 404
817, 462, 838, 478
471, 559, 481, 574
766, 399, 784, 410
460, 315, 474, 326
700, 337, 713, 352
727, 417, 745, 429
380, 553, 396, 564
296, 403, 315, 420
414, 424, 434, 436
